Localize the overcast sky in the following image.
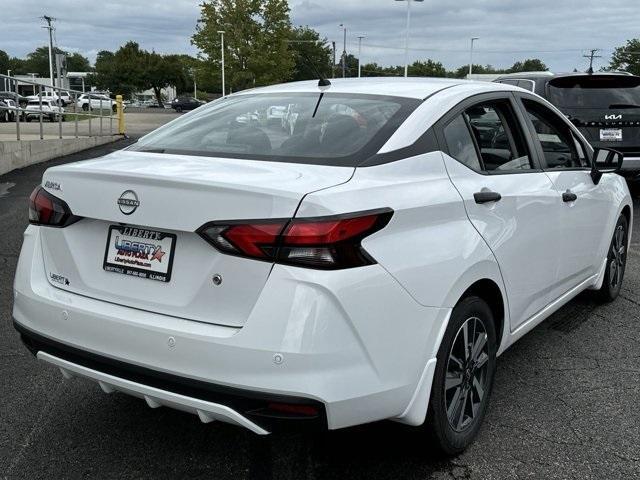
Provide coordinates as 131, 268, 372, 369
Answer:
1, 0, 639, 73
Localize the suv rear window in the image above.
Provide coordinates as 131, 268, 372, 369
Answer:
548, 75, 640, 109
130, 93, 419, 166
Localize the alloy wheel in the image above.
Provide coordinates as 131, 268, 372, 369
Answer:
445, 316, 490, 432
609, 224, 626, 289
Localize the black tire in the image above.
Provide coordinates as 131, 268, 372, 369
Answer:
82, 103, 89, 111
425, 296, 497, 455
25, 116, 31, 123
175, 106, 183, 113
595, 214, 629, 302
112, 105, 117, 113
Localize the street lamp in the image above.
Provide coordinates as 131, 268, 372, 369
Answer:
396, 0, 424, 77
468, 37, 479, 77
339, 24, 347, 78
357, 35, 365, 78
217, 30, 225, 97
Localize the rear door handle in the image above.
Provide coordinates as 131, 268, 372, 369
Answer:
474, 191, 502, 204
562, 191, 577, 203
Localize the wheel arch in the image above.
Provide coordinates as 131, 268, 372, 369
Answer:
458, 278, 506, 353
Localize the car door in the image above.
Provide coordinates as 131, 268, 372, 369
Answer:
516, 96, 611, 291
436, 93, 562, 330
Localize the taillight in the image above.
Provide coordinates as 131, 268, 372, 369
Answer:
28, 186, 79, 227
197, 209, 392, 269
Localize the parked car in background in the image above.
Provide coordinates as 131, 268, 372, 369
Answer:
24, 99, 65, 122
495, 72, 640, 192
0, 91, 28, 108
26, 90, 63, 106
76, 93, 123, 113
14, 78, 632, 455
0, 100, 9, 122
1, 98, 19, 121
171, 97, 205, 112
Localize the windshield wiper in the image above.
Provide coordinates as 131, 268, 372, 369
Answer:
609, 103, 640, 109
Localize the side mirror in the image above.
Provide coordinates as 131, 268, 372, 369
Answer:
591, 147, 623, 184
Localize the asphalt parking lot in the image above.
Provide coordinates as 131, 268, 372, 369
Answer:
1, 142, 639, 479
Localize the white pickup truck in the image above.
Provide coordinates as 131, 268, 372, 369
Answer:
24, 99, 65, 122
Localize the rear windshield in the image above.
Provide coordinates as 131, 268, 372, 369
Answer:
548, 75, 640, 109
129, 92, 419, 166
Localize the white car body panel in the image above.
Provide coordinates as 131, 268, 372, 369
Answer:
13, 77, 633, 434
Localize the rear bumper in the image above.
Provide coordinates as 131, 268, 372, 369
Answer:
16, 322, 325, 433
13, 225, 448, 433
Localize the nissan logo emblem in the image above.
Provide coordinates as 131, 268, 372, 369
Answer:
117, 190, 140, 215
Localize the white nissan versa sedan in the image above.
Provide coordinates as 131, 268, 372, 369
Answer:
13, 78, 632, 454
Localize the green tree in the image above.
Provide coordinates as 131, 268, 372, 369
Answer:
408, 59, 447, 77
451, 64, 503, 78
20, 46, 91, 78
507, 58, 548, 73
92, 42, 188, 105
610, 39, 640, 76
288, 26, 331, 81
192, 0, 295, 93
0, 50, 9, 76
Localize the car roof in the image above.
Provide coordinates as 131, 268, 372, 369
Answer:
232, 77, 489, 100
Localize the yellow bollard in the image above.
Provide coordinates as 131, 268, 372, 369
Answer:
116, 95, 125, 135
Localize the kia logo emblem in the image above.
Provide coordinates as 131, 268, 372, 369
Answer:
605, 114, 622, 120
117, 190, 140, 215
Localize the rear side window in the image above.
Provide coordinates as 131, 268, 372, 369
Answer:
130, 93, 420, 166
443, 115, 482, 170
443, 100, 532, 173
466, 102, 531, 171
522, 99, 588, 169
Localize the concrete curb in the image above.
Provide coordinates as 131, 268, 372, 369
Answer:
0, 135, 122, 176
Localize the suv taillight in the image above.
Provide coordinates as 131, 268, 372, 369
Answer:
197, 209, 392, 269
29, 186, 79, 227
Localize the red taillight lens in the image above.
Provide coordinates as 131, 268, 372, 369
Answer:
197, 209, 392, 269
28, 186, 78, 227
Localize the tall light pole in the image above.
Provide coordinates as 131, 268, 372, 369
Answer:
396, 0, 424, 77
41, 16, 56, 87
468, 37, 479, 77
331, 41, 336, 79
217, 31, 225, 97
357, 35, 365, 78
339, 24, 347, 78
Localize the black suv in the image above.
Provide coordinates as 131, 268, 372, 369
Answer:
495, 72, 640, 186
171, 97, 205, 113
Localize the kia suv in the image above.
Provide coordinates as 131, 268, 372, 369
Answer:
495, 72, 640, 191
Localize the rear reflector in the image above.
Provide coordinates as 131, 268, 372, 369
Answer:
197, 209, 392, 269
266, 403, 319, 417
28, 186, 79, 227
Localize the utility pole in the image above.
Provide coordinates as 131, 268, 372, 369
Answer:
339, 24, 347, 78
41, 16, 56, 87
583, 49, 601, 74
396, 0, 424, 77
357, 35, 365, 78
331, 41, 336, 79
468, 37, 479, 77
217, 31, 225, 96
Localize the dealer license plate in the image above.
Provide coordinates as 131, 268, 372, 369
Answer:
103, 225, 176, 282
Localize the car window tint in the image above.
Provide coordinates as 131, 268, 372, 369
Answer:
129, 93, 419, 166
522, 99, 585, 169
465, 102, 532, 172
443, 114, 482, 170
